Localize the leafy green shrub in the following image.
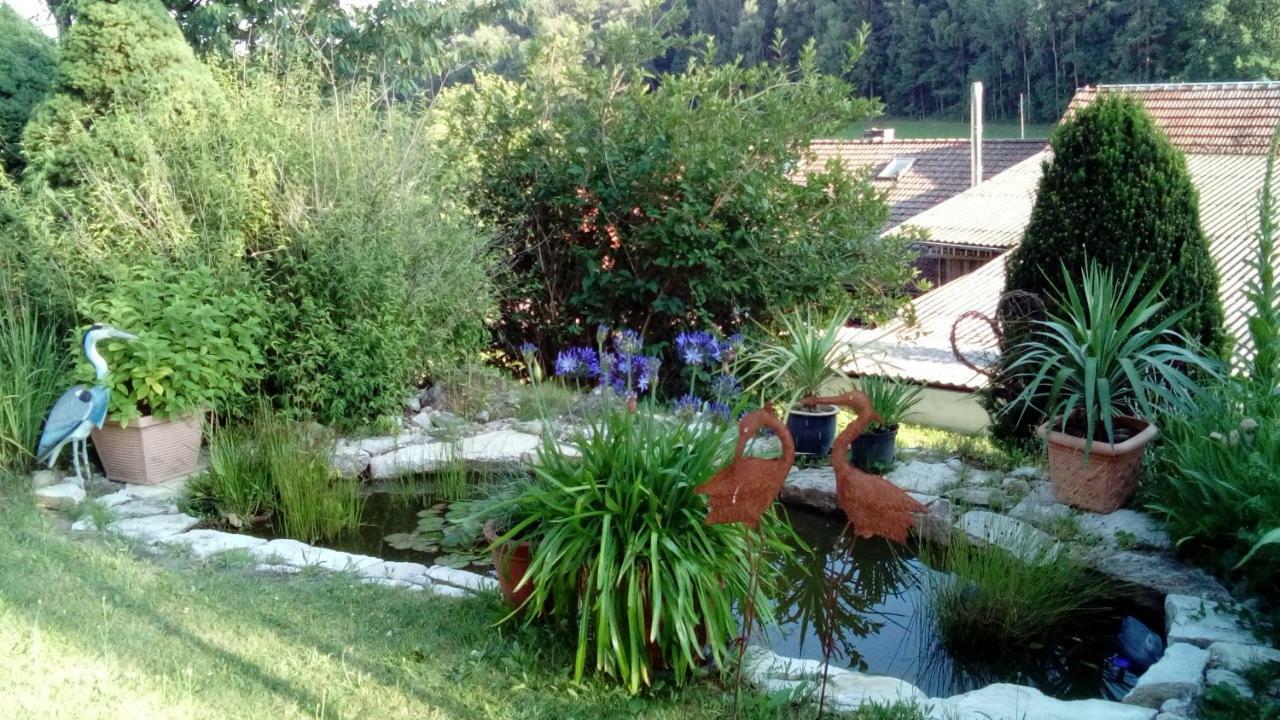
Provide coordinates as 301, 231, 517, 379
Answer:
855, 375, 922, 431
77, 265, 268, 424
0, 280, 69, 472
1004, 262, 1218, 450
437, 29, 912, 362
991, 93, 1226, 441
921, 533, 1112, 655
493, 403, 794, 693
1149, 134, 1280, 590
0, 6, 56, 177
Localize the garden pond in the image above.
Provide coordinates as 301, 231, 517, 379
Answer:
273, 487, 1156, 703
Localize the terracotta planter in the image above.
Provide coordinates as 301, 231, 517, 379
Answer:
484, 520, 535, 609
1038, 416, 1157, 513
91, 412, 203, 485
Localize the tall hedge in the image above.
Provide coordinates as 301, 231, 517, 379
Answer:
990, 93, 1226, 439
0, 6, 56, 177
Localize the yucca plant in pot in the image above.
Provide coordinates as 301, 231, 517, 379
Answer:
849, 375, 922, 471
79, 266, 268, 484
1003, 262, 1218, 513
746, 306, 855, 456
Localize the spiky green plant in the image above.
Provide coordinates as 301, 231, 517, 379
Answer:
0, 282, 68, 472
492, 404, 794, 694
856, 375, 923, 431
1004, 262, 1219, 453
745, 306, 855, 410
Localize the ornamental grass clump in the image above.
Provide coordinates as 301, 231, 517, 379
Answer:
494, 403, 793, 694
920, 533, 1113, 656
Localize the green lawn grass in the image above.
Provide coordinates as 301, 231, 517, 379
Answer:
833, 116, 1056, 141
0, 490, 924, 720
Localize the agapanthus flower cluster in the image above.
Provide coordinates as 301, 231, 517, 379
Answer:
674, 331, 744, 367
553, 327, 657, 397
670, 328, 746, 423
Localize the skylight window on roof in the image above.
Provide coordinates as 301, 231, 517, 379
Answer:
877, 156, 917, 180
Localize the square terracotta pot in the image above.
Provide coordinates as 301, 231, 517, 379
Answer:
91, 413, 204, 485
1037, 416, 1157, 513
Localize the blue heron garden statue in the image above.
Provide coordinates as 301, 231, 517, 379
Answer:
36, 324, 138, 487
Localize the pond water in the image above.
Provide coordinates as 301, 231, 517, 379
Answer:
296, 490, 1153, 703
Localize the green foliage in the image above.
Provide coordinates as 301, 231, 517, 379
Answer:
77, 266, 268, 424
1197, 672, 1280, 720
745, 306, 856, 410
187, 403, 362, 541
921, 533, 1112, 655
992, 95, 1225, 440
20, 0, 225, 193
1147, 132, 1280, 592
494, 403, 793, 693
855, 376, 922, 431
0, 6, 56, 176
437, 28, 911, 362
1004, 262, 1218, 451
0, 280, 69, 472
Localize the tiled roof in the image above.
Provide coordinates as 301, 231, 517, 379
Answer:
1066, 82, 1280, 155
845, 153, 1278, 389
802, 139, 1046, 226
885, 152, 1046, 249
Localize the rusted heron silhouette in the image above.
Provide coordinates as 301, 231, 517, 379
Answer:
695, 405, 795, 528
803, 390, 925, 544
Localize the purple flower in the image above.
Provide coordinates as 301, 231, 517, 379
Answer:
614, 328, 643, 355
554, 347, 600, 378
709, 373, 741, 402
706, 401, 732, 423
672, 393, 702, 418
519, 342, 537, 356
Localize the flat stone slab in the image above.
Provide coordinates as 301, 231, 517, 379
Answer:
1078, 510, 1172, 551
1123, 643, 1209, 708
1091, 553, 1231, 606
933, 683, 1156, 720
365, 560, 430, 585
743, 647, 925, 712
1205, 668, 1253, 698
109, 513, 200, 543
250, 540, 384, 574
108, 499, 179, 520
1006, 482, 1073, 525
1208, 641, 1280, 674
369, 430, 577, 478
30, 469, 60, 489
781, 467, 837, 513
35, 482, 85, 511
943, 486, 1011, 508
1166, 595, 1261, 648
886, 461, 959, 494
424, 566, 499, 594
161, 530, 266, 559
956, 510, 1061, 563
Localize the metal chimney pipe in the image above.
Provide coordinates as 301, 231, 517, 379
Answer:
970, 81, 984, 187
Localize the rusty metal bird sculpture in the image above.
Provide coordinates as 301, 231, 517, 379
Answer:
696, 405, 796, 528
802, 390, 925, 544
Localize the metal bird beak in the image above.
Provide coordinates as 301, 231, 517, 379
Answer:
107, 328, 139, 341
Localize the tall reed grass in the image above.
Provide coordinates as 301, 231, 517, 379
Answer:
0, 284, 68, 473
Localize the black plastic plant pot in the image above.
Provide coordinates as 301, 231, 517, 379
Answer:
850, 425, 898, 471
786, 405, 838, 457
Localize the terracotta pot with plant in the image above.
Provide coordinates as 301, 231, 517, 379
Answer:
746, 306, 858, 457
83, 267, 268, 484
1003, 263, 1218, 513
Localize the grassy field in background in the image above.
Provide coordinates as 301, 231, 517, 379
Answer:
834, 116, 1056, 140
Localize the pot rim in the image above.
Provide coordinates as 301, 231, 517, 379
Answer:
788, 404, 838, 417
859, 424, 899, 437
1037, 415, 1158, 456
103, 409, 207, 430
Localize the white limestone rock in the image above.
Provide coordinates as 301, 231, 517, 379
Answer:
363, 560, 430, 585
1208, 642, 1280, 674
1006, 482, 1074, 525
35, 482, 85, 511
1166, 595, 1261, 648
886, 461, 959, 494
424, 565, 499, 594
1205, 669, 1253, 699
823, 672, 927, 712
742, 647, 833, 683
31, 469, 60, 489
1008, 466, 1042, 480
108, 500, 178, 520
330, 442, 372, 476
1123, 643, 1210, 708
956, 510, 1061, 563
943, 486, 1011, 508
249, 539, 383, 574
95, 490, 136, 509
424, 583, 471, 599
932, 683, 1156, 720
1091, 553, 1231, 605
161, 530, 266, 559
409, 411, 435, 430
369, 430, 576, 478
120, 480, 187, 501
1078, 509, 1173, 550
1159, 698, 1192, 716
108, 513, 200, 543
362, 577, 425, 591
254, 563, 303, 575
781, 467, 838, 513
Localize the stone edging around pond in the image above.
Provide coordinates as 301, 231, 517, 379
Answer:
33, 446, 1280, 720
35, 476, 498, 600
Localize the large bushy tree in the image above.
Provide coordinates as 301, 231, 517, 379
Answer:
0, 6, 56, 177
437, 23, 912, 360
989, 93, 1225, 439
